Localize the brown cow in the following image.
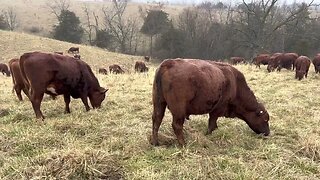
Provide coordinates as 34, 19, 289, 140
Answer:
109, 64, 125, 74
135, 61, 149, 73
275, 53, 299, 71
67, 47, 79, 54
312, 55, 320, 73
151, 59, 270, 146
295, 56, 311, 80
252, 54, 270, 68
9, 58, 30, 101
0, 63, 10, 76
98, 68, 108, 75
19, 52, 108, 119
267, 53, 283, 72
230, 57, 245, 65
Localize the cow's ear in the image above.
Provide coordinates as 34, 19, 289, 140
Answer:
100, 87, 108, 94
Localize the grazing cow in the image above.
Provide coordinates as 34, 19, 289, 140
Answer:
267, 53, 282, 72
74, 54, 81, 60
54, 51, 63, 55
312, 55, 320, 73
230, 57, 245, 65
278, 53, 298, 71
98, 68, 108, 75
295, 56, 311, 80
252, 54, 270, 68
151, 59, 270, 146
135, 61, 149, 73
19, 52, 108, 120
109, 64, 125, 74
0, 63, 10, 76
144, 56, 150, 62
67, 47, 79, 54
9, 58, 30, 101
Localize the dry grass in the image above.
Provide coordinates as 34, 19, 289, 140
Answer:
0, 31, 320, 179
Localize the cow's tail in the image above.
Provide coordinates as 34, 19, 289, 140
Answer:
153, 67, 163, 105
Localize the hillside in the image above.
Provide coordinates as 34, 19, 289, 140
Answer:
0, 30, 144, 71
0, 31, 320, 179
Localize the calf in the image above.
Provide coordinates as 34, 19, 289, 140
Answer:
98, 68, 108, 75
67, 47, 79, 54
109, 64, 125, 74
135, 61, 149, 72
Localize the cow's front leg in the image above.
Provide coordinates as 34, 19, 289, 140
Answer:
80, 95, 90, 111
64, 94, 71, 113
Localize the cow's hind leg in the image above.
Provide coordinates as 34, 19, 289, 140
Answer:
30, 88, 45, 120
14, 85, 23, 101
172, 115, 186, 146
151, 102, 166, 146
64, 94, 71, 113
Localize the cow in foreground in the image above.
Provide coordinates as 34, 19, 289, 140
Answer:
313, 55, 320, 73
152, 59, 270, 146
0, 63, 10, 76
295, 56, 311, 80
135, 61, 149, 72
19, 52, 108, 120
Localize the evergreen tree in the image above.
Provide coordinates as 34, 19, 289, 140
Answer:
95, 29, 114, 49
52, 10, 84, 43
140, 10, 170, 56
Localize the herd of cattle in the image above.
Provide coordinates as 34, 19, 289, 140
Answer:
0, 49, 319, 146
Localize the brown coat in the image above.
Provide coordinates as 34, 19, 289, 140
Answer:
151, 59, 270, 146
253, 54, 270, 68
19, 52, 108, 119
230, 57, 245, 65
295, 56, 311, 80
109, 64, 125, 74
312, 55, 320, 73
9, 58, 29, 101
135, 61, 149, 72
98, 68, 108, 75
0, 63, 10, 76
267, 53, 283, 72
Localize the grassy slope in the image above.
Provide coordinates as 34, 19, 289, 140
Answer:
0, 31, 320, 179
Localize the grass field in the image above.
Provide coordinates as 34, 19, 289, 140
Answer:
0, 30, 320, 179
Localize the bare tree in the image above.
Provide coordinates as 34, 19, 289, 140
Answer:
102, 0, 139, 53
82, 5, 97, 45
3, 7, 18, 31
234, 0, 314, 56
46, 0, 70, 19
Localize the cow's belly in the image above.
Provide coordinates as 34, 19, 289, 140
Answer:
46, 82, 68, 95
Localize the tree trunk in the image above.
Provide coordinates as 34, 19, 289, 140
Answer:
150, 35, 153, 57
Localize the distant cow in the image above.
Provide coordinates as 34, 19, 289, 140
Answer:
135, 61, 149, 73
67, 47, 79, 54
312, 55, 320, 73
269, 53, 299, 72
267, 53, 283, 72
74, 54, 81, 60
0, 63, 10, 76
54, 51, 63, 55
19, 52, 108, 119
295, 56, 311, 80
252, 54, 270, 68
230, 57, 245, 65
109, 64, 125, 74
151, 59, 270, 146
144, 56, 150, 62
98, 68, 108, 75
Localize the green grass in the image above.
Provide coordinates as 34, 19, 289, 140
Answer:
0, 31, 320, 179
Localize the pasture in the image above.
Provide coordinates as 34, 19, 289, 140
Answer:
0, 31, 320, 179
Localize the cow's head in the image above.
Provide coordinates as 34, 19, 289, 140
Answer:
89, 87, 108, 108
241, 103, 270, 136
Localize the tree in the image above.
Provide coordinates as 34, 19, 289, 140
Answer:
46, 0, 70, 19
95, 29, 114, 49
52, 10, 84, 43
140, 9, 170, 56
2, 7, 18, 31
0, 14, 8, 30
102, 0, 139, 54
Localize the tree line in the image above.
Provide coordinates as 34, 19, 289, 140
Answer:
1, 0, 319, 61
